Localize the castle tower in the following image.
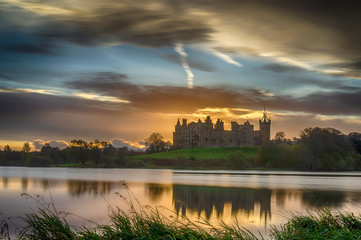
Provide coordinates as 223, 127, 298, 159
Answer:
214, 119, 224, 131
175, 118, 181, 131
259, 107, 271, 145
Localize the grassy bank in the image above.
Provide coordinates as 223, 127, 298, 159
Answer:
3, 203, 361, 239
130, 146, 259, 160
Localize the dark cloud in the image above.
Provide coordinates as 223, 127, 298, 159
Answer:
0, 89, 125, 117
0, 74, 14, 80
67, 72, 251, 112
336, 86, 361, 92
213, 46, 261, 57
322, 59, 361, 70
261, 63, 305, 73
165, 0, 360, 64
320, 59, 361, 79
33, 6, 212, 47
1, 79, 360, 142
162, 53, 214, 72
67, 72, 361, 116
1, 42, 58, 56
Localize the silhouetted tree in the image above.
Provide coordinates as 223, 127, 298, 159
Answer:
67, 140, 90, 165
349, 132, 361, 155
22, 142, 31, 153
300, 127, 356, 170
145, 132, 171, 153
41, 143, 63, 164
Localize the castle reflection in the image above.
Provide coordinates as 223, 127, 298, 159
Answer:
2, 176, 361, 224
171, 185, 272, 223
145, 183, 361, 223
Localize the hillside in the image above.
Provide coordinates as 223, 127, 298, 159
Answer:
130, 146, 259, 160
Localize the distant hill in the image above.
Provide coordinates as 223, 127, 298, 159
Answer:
129, 146, 259, 161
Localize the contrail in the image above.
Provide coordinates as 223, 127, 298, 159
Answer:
211, 49, 243, 67
175, 43, 194, 89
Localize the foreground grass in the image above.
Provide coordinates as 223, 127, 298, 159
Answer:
9, 191, 259, 240
271, 209, 361, 240
130, 146, 259, 161
3, 204, 361, 240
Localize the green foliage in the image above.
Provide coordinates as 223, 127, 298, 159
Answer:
145, 132, 171, 153
225, 151, 249, 169
15, 188, 259, 240
271, 209, 361, 240
9, 192, 361, 240
300, 127, 356, 170
256, 127, 360, 171
3, 145, 11, 152
126, 159, 145, 168
256, 142, 302, 169
26, 155, 52, 167
22, 142, 31, 154
18, 194, 76, 240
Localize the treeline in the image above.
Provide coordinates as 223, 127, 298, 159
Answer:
1, 128, 361, 170
0, 140, 142, 167
256, 128, 361, 171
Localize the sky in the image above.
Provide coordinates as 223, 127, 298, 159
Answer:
1, 0, 361, 150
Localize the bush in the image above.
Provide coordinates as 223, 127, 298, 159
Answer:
225, 151, 248, 169
126, 159, 145, 168
26, 155, 52, 167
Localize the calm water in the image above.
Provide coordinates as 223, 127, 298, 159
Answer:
1, 167, 361, 237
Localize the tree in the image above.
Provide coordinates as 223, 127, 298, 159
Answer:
22, 142, 32, 163
22, 142, 31, 153
300, 127, 356, 170
41, 143, 63, 164
274, 132, 285, 142
67, 140, 90, 165
145, 132, 171, 153
349, 132, 361, 155
89, 140, 116, 166
3, 145, 11, 152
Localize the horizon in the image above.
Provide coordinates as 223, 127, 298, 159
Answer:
1, 0, 361, 151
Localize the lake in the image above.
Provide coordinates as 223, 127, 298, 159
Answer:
1, 167, 361, 237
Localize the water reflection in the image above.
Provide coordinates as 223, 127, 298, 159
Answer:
145, 183, 361, 224
67, 180, 116, 197
2, 169, 361, 237
171, 185, 271, 221
145, 184, 171, 202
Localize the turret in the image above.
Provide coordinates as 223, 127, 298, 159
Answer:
205, 116, 212, 124
215, 119, 224, 131
175, 118, 181, 132
182, 119, 187, 127
259, 107, 271, 145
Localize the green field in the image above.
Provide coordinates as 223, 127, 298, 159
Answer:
130, 146, 259, 160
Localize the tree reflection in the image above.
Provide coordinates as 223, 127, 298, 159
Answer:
145, 184, 172, 202
67, 180, 116, 197
1, 177, 8, 189
302, 190, 347, 208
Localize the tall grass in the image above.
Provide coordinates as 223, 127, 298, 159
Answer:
2, 184, 361, 239
14, 183, 259, 240
271, 208, 361, 240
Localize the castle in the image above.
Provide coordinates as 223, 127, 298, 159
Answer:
173, 111, 271, 148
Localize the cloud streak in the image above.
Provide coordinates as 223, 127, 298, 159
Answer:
174, 43, 194, 88
210, 49, 243, 67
